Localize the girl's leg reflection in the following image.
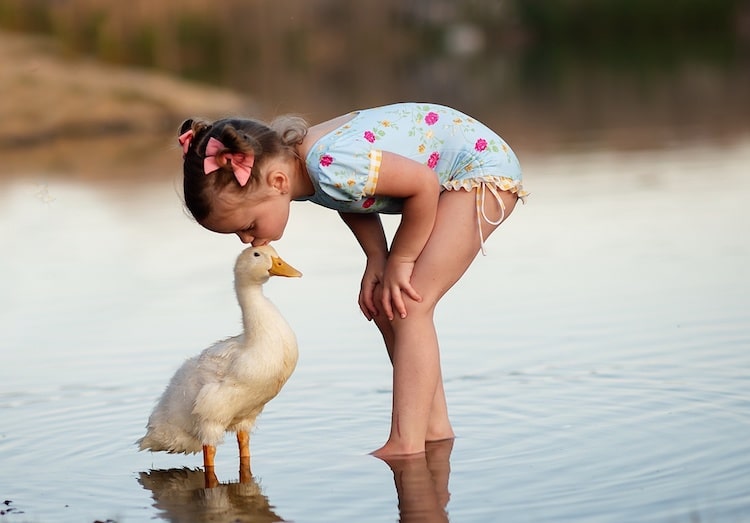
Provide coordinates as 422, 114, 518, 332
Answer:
377, 439, 454, 522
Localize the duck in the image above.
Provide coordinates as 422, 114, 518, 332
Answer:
138, 245, 301, 477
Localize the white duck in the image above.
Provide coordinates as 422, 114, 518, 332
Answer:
138, 245, 301, 475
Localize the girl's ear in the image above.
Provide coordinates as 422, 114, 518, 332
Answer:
267, 170, 290, 194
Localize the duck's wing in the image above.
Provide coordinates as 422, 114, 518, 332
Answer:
189, 337, 247, 430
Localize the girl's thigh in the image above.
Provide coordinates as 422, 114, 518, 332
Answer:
411, 188, 517, 306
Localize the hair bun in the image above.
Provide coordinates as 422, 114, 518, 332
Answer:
179, 119, 194, 136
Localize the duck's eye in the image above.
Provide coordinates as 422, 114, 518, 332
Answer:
253, 252, 261, 257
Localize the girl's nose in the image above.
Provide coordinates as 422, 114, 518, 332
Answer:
236, 231, 254, 244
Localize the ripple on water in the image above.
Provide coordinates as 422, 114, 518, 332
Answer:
446, 356, 750, 522
3, 140, 750, 521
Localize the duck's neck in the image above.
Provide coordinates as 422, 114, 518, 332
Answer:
235, 284, 279, 339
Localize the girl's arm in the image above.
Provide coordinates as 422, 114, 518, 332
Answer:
338, 212, 389, 320
373, 151, 441, 320
338, 212, 389, 259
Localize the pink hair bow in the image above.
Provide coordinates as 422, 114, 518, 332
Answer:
178, 130, 194, 157
204, 137, 254, 187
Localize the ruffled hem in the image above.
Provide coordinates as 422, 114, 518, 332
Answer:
442, 175, 529, 203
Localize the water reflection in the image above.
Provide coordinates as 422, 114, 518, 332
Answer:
139, 468, 286, 523
378, 439, 454, 523
139, 441, 454, 523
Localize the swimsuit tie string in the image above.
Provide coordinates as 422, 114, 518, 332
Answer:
475, 183, 506, 255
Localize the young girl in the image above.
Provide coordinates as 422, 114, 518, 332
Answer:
178, 102, 527, 457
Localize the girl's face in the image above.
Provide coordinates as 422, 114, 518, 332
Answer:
200, 185, 291, 246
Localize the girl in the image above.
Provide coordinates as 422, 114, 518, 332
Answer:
178, 102, 527, 457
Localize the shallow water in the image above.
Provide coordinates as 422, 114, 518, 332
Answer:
2, 137, 750, 522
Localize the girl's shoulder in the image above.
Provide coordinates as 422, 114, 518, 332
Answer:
299, 112, 358, 158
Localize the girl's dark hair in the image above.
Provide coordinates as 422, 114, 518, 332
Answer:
180, 115, 308, 222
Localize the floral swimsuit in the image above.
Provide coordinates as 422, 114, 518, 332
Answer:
297, 102, 527, 253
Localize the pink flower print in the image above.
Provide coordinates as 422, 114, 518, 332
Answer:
424, 111, 439, 126
475, 138, 488, 152
427, 151, 440, 169
364, 130, 376, 143
320, 154, 334, 167
362, 197, 376, 209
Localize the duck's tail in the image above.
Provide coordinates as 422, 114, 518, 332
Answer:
136, 426, 203, 455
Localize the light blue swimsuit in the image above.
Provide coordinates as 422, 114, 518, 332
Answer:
297, 103, 527, 252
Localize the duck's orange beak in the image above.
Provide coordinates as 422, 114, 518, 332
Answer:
269, 256, 302, 278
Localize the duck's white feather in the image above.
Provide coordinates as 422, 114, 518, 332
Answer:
138, 245, 299, 455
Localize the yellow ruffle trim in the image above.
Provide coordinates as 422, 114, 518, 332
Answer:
442, 175, 529, 203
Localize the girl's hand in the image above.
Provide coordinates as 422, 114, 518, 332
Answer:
359, 256, 386, 321
381, 257, 422, 320
339, 152, 439, 321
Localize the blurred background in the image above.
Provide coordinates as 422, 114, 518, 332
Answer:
1, 0, 749, 178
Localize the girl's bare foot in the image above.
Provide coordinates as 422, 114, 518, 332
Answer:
371, 442, 426, 458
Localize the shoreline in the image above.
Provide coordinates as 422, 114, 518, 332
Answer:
0, 30, 255, 179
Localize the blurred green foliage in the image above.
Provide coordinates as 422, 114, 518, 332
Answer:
0, 0, 745, 88
517, 0, 743, 69
2, 0, 748, 147
517, 0, 740, 41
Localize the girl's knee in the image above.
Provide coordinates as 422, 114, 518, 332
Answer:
392, 296, 436, 328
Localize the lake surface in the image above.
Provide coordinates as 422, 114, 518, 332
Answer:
1, 136, 749, 522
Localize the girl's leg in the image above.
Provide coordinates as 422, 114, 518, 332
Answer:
373, 188, 517, 457
372, 293, 452, 442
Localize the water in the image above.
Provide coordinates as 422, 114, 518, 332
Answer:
2, 137, 750, 522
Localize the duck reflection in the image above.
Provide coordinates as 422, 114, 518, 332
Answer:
138, 467, 286, 523
377, 439, 453, 522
